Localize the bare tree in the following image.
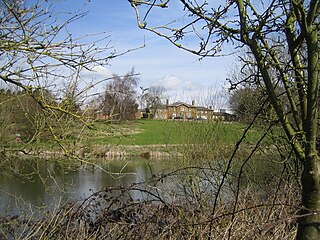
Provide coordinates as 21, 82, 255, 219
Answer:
98, 68, 139, 121
130, 0, 320, 239
141, 86, 165, 118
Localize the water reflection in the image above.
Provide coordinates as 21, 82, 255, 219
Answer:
0, 158, 169, 216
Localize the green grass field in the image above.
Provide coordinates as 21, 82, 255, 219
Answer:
83, 119, 264, 146
8, 119, 271, 152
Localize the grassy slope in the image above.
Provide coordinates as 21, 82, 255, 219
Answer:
84, 119, 263, 146
9, 119, 268, 152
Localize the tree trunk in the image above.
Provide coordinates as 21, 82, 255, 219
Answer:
297, 155, 320, 239
296, 25, 320, 240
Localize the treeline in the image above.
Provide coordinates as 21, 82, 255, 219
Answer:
0, 69, 141, 145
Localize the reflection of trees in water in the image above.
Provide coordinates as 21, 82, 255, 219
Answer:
0, 162, 298, 239
0, 158, 167, 216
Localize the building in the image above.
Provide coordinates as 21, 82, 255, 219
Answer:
139, 100, 237, 121
141, 100, 214, 120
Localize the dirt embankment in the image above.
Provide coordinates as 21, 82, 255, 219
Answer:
6, 144, 185, 160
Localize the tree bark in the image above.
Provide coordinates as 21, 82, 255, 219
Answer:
296, 25, 320, 240
298, 155, 320, 239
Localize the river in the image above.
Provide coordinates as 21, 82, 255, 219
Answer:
0, 157, 172, 216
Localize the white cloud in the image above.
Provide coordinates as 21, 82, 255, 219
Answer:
81, 65, 113, 80
158, 75, 182, 91
149, 75, 200, 92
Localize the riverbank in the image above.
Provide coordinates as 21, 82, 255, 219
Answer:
4, 141, 277, 165
6, 144, 183, 159
0, 121, 293, 239
0, 176, 298, 239
2, 120, 271, 160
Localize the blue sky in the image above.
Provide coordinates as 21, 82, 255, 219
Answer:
49, 0, 234, 108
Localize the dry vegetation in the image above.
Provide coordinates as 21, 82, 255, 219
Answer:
0, 166, 300, 240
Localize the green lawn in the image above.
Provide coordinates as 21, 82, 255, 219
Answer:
83, 119, 264, 146
8, 119, 269, 151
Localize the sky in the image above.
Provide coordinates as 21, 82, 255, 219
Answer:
47, 0, 236, 109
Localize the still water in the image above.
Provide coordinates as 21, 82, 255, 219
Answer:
0, 157, 172, 216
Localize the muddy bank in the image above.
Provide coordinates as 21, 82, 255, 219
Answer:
3, 142, 268, 161
4, 144, 184, 160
